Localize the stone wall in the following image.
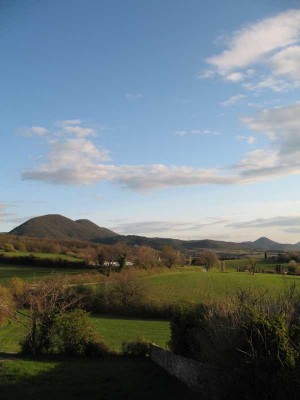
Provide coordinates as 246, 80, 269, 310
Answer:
150, 344, 227, 400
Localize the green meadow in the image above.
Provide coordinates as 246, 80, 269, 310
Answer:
144, 268, 300, 304
0, 264, 91, 284
0, 251, 82, 262
0, 316, 170, 353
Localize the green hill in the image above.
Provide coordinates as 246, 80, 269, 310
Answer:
10, 214, 118, 241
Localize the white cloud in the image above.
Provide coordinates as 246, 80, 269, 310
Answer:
225, 72, 245, 82
242, 76, 300, 92
21, 106, 300, 190
270, 45, 300, 80
22, 162, 238, 189
125, 93, 143, 100
242, 103, 300, 159
236, 135, 256, 144
208, 9, 300, 75
203, 9, 300, 92
221, 94, 246, 107
61, 125, 96, 138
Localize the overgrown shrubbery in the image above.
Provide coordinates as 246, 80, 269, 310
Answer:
170, 286, 300, 399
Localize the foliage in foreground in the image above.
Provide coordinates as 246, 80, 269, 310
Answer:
170, 285, 300, 400
0, 276, 111, 356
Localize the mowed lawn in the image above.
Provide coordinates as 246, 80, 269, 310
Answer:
0, 316, 170, 353
143, 269, 300, 304
0, 357, 197, 400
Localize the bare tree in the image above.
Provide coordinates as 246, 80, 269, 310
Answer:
247, 257, 257, 275
161, 246, 179, 269
198, 250, 220, 270
111, 271, 146, 306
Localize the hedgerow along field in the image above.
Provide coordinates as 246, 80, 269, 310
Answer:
0, 316, 170, 353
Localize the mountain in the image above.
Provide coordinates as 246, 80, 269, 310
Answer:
98, 235, 300, 252
75, 219, 119, 239
10, 214, 118, 241
9, 215, 300, 252
251, 237, 285, 251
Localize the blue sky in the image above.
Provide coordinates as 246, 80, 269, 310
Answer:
1, 0, 300, 242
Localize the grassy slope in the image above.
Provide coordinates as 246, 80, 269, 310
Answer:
144, 269, 300, 304
0, 357, 197, 400
0, 316, 170, 353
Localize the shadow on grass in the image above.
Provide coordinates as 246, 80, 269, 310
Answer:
0, 355, 198, 400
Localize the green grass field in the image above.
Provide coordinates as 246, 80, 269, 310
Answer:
0, 264, 91, 284
0, 357, 197, 400
224, 259, 288, 272
0, 316, 170, 353
144, 269, 300, 304
0, 250, 82, 262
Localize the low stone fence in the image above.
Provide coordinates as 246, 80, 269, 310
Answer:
150, 344, 227, 400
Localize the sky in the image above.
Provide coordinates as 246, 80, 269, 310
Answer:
1, 0, 300, 243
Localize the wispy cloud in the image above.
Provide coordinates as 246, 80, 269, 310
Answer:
20, 126, 47, 137
221, 94, 246, 107
228, 216, 300, 230
56, 119, 82, 127
175, 129, 221, 136
236, 135, 256, 144
112, 219, 228, 235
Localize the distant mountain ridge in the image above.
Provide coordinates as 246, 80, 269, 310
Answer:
10, 214, 119, 241
9, 214, 300, 252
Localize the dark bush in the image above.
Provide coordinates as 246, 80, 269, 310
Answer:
50, 309, 110, 356
122, 337, 151, 357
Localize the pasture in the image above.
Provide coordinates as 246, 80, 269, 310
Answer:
143, 269, 300, 304
0, 251, 82, 262
0, 316, 170, 353
0, 264, 91, 284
